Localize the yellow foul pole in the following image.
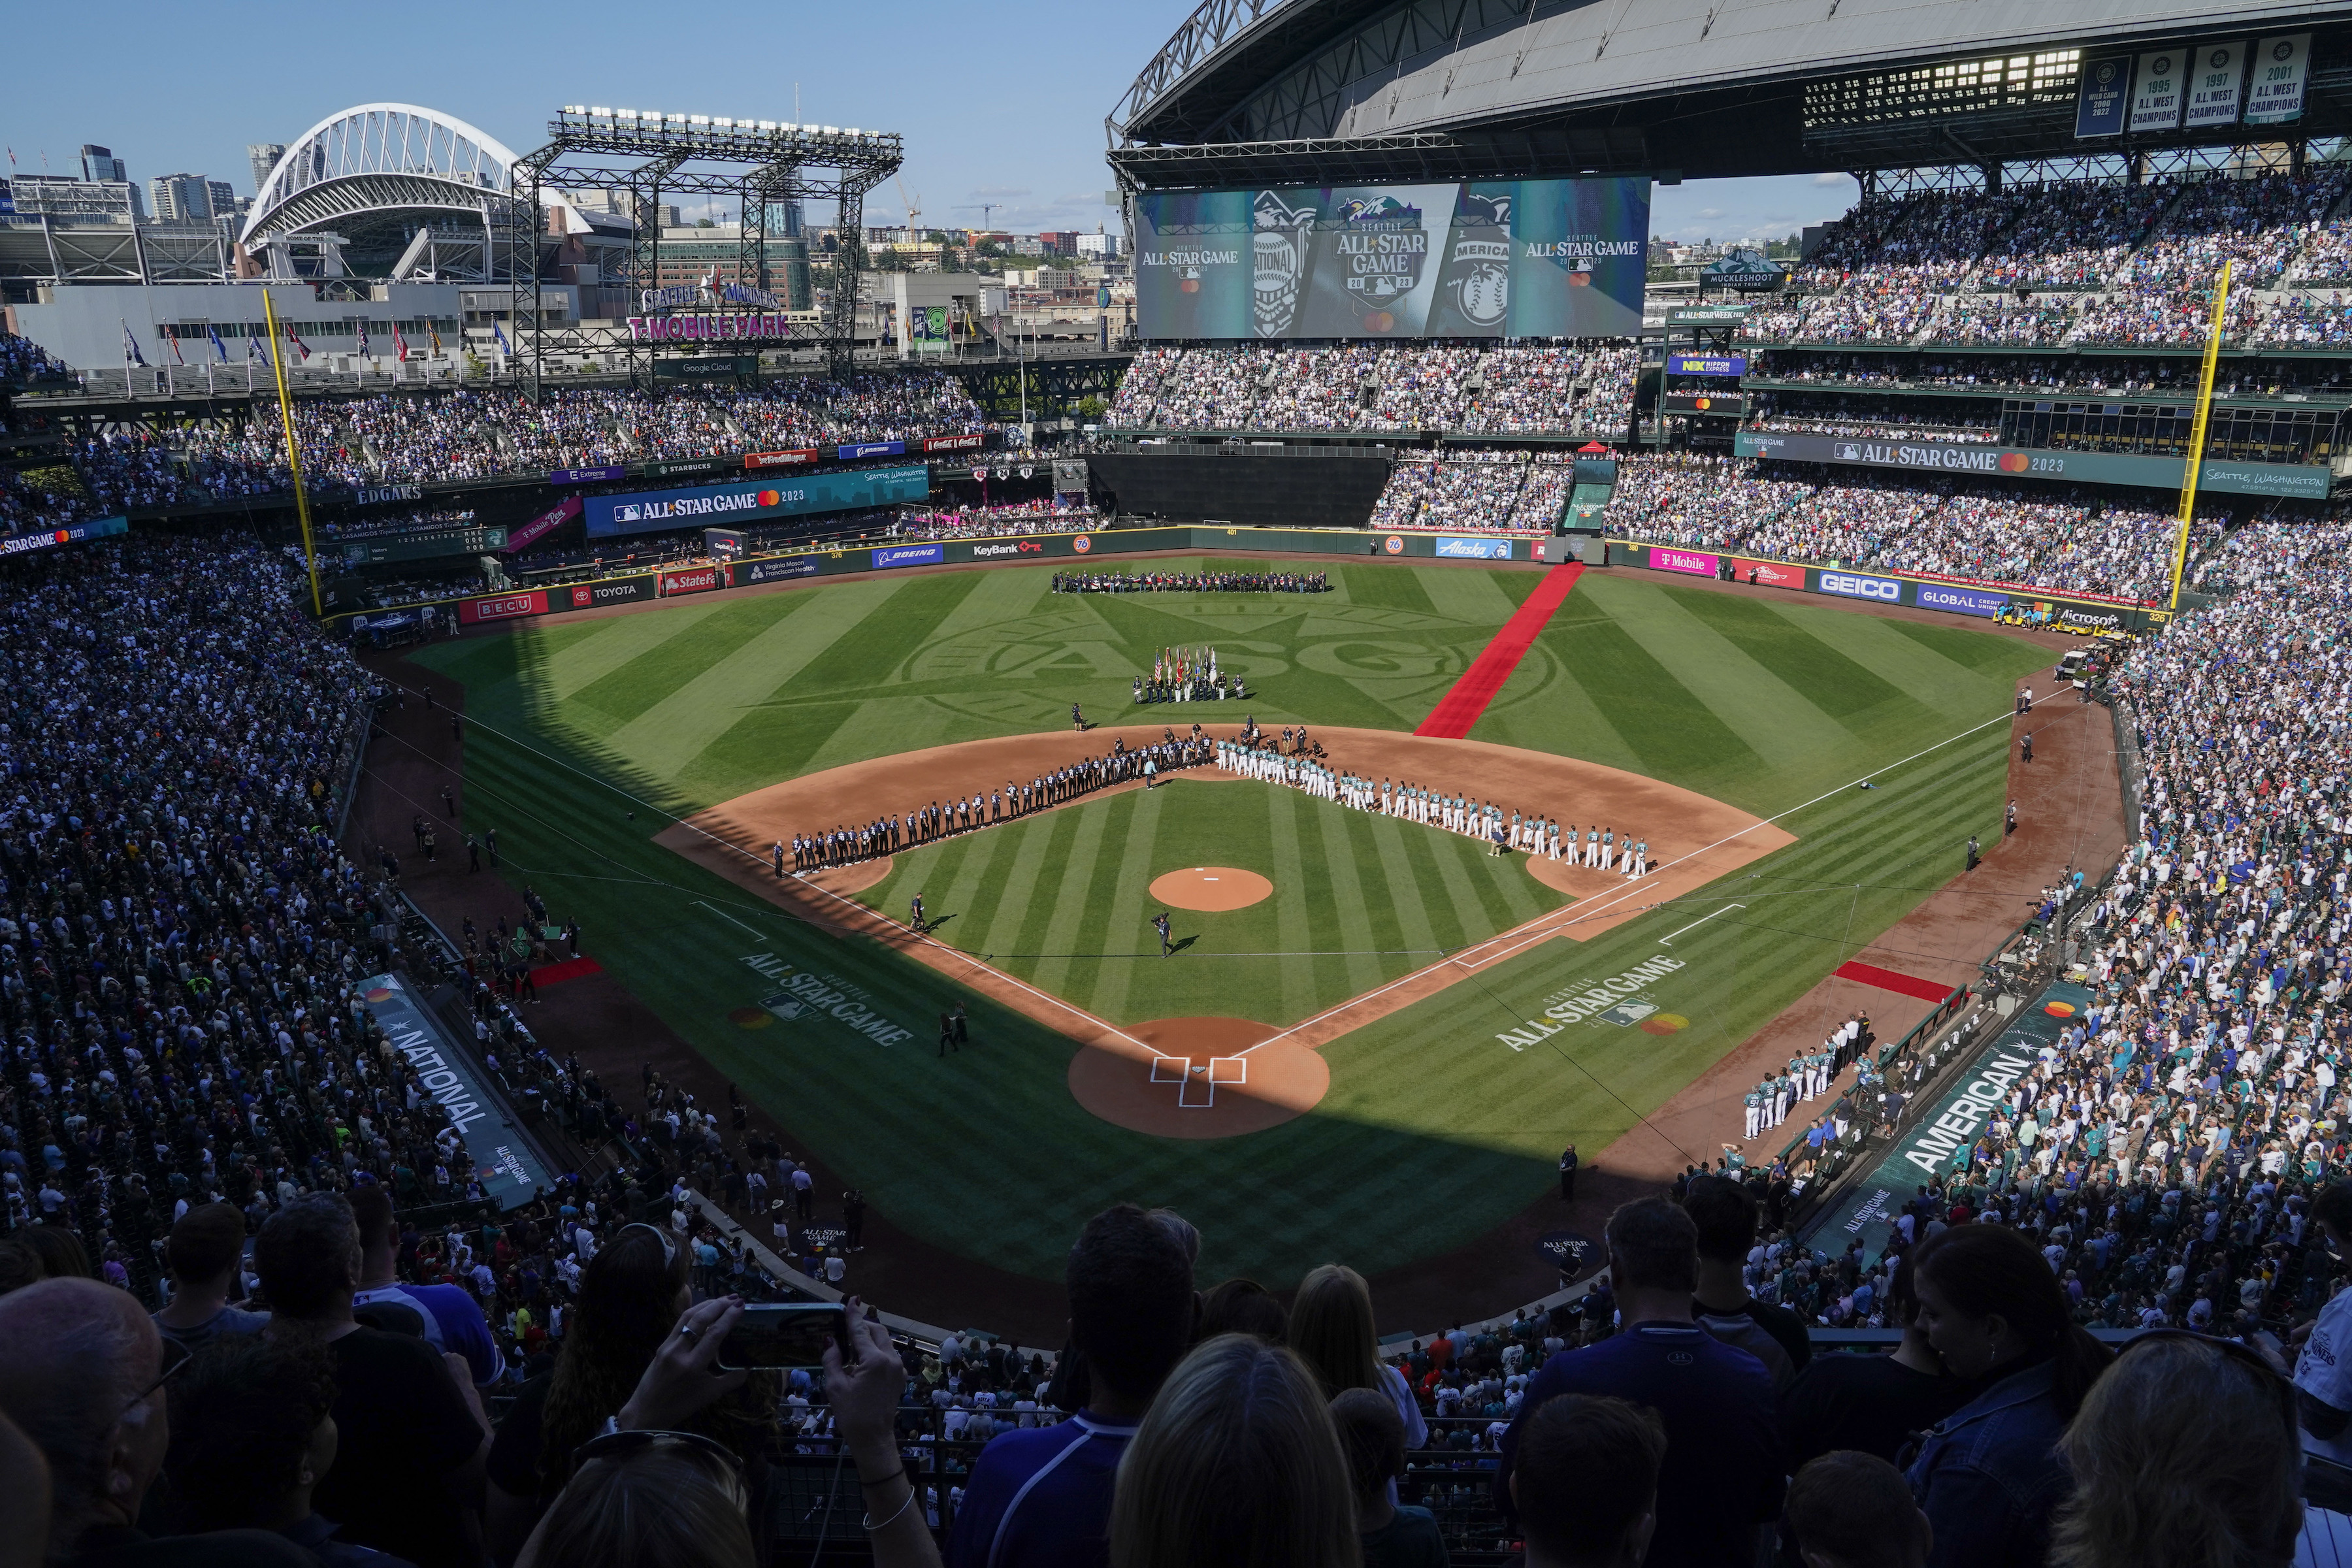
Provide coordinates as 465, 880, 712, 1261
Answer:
2167, 259, 2232, 610
261, 289, 323, 617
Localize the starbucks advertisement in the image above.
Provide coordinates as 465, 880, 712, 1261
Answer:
1134, 178, 1648, 341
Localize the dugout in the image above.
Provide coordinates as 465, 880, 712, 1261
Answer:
1082, 445, 1394, 529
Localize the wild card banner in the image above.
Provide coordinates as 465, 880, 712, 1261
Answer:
1134, 177, 1648, 341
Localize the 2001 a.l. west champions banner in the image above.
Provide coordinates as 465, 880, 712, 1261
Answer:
1134, 177, 1648, 341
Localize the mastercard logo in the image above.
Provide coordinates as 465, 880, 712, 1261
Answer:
365, 987, 395, 1003
757, 490, 781, 506
728, 1006, 772, 1029
1692, 397, 1712, 412
2044, 1000, 2077, 1017
1999, 453, 2031, 473
1639, 1013, 1690, 1036
1364, 312, 1396, 333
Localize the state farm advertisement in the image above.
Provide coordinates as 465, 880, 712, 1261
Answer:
459, 590, 549, 626
659, 565, 727, 596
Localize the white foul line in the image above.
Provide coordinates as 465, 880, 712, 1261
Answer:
1660, 904, 1746, 945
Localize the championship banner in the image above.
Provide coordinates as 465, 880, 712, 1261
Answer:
358, 973, 553, 1211
2245, 35, 2311, 123
2129, 48, 2186, 132
2184, 41, 2247, 127
2074, 54, 2134, 137
1134, 176, 1647, 340
502, 496, 581, 553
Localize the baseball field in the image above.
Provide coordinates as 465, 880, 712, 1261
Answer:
409, 555, 2050, 1286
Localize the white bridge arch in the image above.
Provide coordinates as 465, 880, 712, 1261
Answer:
238, 103, 530, 257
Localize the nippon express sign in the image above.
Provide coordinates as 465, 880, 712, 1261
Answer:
1666, 353, 1746, 377
585, 465, 928, 539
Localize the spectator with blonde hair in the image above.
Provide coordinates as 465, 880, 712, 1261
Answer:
1107, 1333, 1358, 1568
1288, 1264, 1427, 1456
2050, 1333, 2319, 1568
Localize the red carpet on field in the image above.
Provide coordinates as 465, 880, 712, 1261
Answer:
1833, 960, 1958, 1004
1414, 563, 1586, 739
530, 955, 604, 988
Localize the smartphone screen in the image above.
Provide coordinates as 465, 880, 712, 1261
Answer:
717, 1303, 849, 1369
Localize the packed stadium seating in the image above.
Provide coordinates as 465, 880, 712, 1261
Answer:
1105, 342, 1636, 436
1, 373, 991, 525
1742, 165, 2352, 350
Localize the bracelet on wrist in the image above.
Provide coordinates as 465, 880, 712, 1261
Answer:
857, 1465, 906, 1489
863, 1486, 919, 1531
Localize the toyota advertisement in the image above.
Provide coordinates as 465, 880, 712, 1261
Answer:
1135, 176, 1648, 340
585, 465, 930, 539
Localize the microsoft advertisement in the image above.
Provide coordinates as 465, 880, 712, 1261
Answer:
1134, 178, 1648, 341
585, 463, 930, 539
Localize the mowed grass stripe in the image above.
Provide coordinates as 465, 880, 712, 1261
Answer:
606, 580, 906, 778
975, 810, 1060, 960
1030, 803, 1112, 994
1601, 581, 1852, 776
1265, 787, 1320, 1021
1315, 802, 1386, 995
1659, 587, 1946, 736
1090, 786, 1167, 1019
574, 595, 801, 732
1755, 596, 2016, 717
539, 600, 740, 706
1365, 814, 1445, 960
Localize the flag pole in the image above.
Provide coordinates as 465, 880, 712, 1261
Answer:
263, 289, 324, 617
2168, 259, 2232, 612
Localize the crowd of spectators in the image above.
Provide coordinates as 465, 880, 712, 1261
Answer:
1102, 344, 1637, 436
34, 374, 992, 518
1, 331, 64, 385
1606, 453, 2223, 598
1368, 451, 1548, 534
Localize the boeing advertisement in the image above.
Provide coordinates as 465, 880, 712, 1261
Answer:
585, 464, 930, 539
1134, 178, 1648, 340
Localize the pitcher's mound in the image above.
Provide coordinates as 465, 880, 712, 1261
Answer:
1149, 866, 1273, 911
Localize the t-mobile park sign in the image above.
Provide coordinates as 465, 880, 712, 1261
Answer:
627, 314, 810, 342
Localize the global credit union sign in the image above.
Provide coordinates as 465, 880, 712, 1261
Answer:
1916, 584, 2005, 617
1819, 571, 1902, 602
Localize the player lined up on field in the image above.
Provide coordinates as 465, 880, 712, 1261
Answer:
777, 731, 1218, 872
1212, 738, 1651, 875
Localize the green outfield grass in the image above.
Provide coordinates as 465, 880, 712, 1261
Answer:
408, 557, 2051, 1289
856, 775, 1571, 1026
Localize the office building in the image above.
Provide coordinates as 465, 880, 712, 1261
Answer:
248, 143, 286, 194
148, 172, 213, 223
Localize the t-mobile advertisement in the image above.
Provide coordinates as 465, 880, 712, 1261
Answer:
1135, 177, 1648, 340
503, 496, 582, 553
1650, 547, 1719, 577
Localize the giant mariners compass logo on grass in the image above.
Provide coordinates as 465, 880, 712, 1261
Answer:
1252, 190, 1314, 338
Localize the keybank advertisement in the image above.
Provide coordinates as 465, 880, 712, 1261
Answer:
585, 464, 930, 538
1135, 177, 1647, 340
1735, 429, 2328, 500
1808, 981, 2091, 1245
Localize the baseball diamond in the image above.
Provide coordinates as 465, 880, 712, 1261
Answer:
408, 551, 2053, 1287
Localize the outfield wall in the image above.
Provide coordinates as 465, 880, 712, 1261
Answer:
1603, 540, 2164, 637
361, 525, 1559, 632
1083, 449, 1395, 529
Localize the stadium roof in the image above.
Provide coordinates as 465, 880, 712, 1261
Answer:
1111, 0, 2352, 185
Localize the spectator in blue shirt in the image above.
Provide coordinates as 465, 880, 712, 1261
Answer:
350, 1186, 506, 1388
1495, 1197, 1785, 1567
947, 1204, 1198, 1568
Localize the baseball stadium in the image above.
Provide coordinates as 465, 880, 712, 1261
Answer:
8, 0, 2352, 1563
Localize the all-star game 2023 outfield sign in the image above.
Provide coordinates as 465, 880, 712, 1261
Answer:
1809, 979, 2093, 1243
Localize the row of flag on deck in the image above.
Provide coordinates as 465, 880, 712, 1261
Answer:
1152, 645, 1219, 684
120, 318, 495, 367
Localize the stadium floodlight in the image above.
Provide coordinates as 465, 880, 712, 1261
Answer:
689, 115, 710, 125
845, 127, 861, 137
757, 121, 777, 131
780, 122, 798, 132
561, 104, 585, 114
590, 106, 612, 117
823, 125, 840, 135
713, 118, 732, 127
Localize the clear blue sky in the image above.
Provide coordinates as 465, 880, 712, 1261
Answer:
1, 0, 1854, 243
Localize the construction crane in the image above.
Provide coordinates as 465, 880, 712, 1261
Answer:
894, 175, 923, 240
955, 203, 999, 233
